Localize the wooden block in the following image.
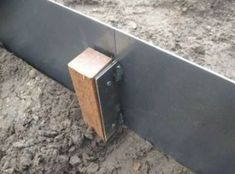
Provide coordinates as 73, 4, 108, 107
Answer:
68, 48, 112, 140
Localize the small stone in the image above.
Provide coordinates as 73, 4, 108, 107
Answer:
52, 149, 59, 156
82, 153, 90, 163
84, 132, 94, 140
69, 146, 76, 152
86, 162, 99, 174
71, 134, 83, 145
132, 161, 141, 171
194, 46, 206, 55
33, 154, 44, 165
29, 69, 37, 79
129, 21, 137, 30
69, 155, 81, 166
3, 168, 15, 174
32, 115, 39, 122
54, 133, 64, 142
144, 140, 153, 151
12, 140, 25, 148
206, 25, 212, 30
84, 127, 94, 140
35, 76, 41, 81
62, 119, 71, 128
182, 7, 188, 12
40, 130, 59, 138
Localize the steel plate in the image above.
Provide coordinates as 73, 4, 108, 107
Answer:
0, 0, 115, 89
115, 31, 235, 174
95, 61, 122, 141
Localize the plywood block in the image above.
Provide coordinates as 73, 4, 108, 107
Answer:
68, 48, 112, 140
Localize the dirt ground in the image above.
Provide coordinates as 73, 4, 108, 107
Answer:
1, 0, 235, 173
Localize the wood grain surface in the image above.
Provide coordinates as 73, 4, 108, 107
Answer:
68, 48, 112, 140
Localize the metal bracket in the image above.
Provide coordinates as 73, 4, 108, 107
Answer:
95, 60, 123, 141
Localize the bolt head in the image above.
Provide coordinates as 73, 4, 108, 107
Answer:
112, 123, 116, 129
106, 81, 113, 86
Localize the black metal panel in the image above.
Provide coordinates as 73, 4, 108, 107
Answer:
115, 31, 235, 174
0, 0, 115, 89
95, 61, 122, 140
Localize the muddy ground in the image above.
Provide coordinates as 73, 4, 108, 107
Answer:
1, 0, 235, 173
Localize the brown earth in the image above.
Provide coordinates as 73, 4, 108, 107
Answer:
1, 0, 235, 173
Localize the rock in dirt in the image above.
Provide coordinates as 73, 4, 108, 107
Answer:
193, 46, 206, 55
33, 154, 44, 166
69, 155, 81, 166
86, 162, 99, 174
82, 152, 90, 164
84, 127, 94, 140
182, 7, 188, 13
57, 155, 69, 164
62, 119, 71, 129
54, 133, 65, 142
84, 131, 94, 140
29, 69, 37, 79
39, 130, 59, 138
132, 160, 142, 171
69, 146, 76, 152
129, 21, 138, 30
12, 140, 27, 149
71, 134, 83, 145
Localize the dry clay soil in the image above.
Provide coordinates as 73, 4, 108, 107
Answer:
0, 0, 235, 173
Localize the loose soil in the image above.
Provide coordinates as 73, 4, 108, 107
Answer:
1, 0, 234, 173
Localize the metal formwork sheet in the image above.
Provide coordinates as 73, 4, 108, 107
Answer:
115, 31, 235, 174
1, 1, 235, 173
0, 0, 115, 89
